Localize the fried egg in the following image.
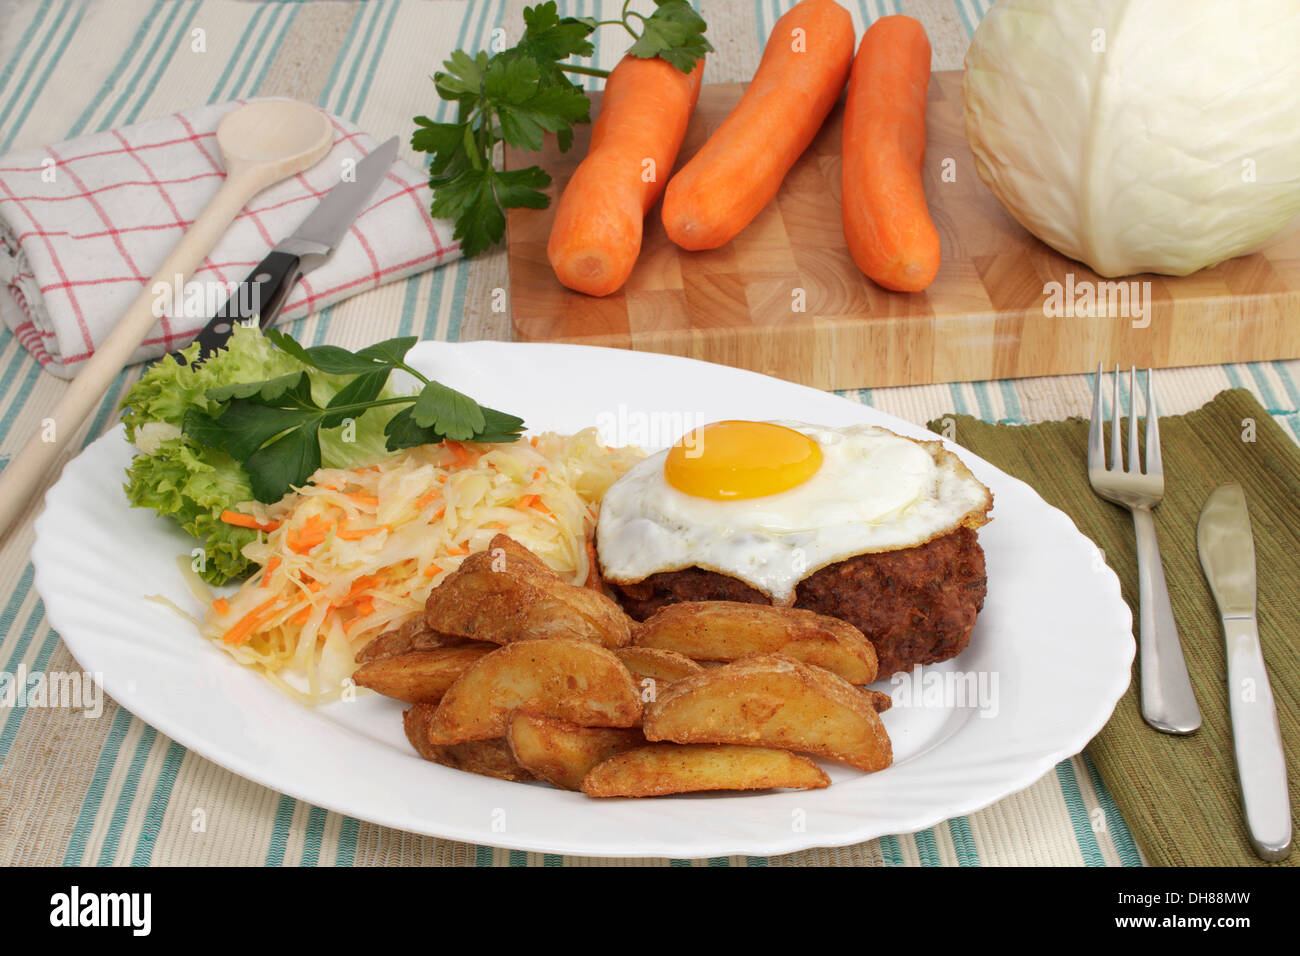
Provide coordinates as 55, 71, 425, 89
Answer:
595, 420, 992, 604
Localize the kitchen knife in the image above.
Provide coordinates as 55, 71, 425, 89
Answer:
173, 135, 400, 363
1196, 482, 1292, 862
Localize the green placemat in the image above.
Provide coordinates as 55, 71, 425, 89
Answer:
929, 389, 1299, 867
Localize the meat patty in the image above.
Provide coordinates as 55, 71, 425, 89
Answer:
608, 527, 987, 676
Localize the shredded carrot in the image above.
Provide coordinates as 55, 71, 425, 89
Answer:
223, 595, 284, 646
288, 607, 312, 627
520, 494, 551, 515
422, 563, 444, 578
532, 467, 547, 481
287, 515, 333, 554
445, 544, 469, 557
530, 436, 539, 448
433, 507, 446, 520
220, 510, 280, 532
344, 575, 377, 601
416, 487, 441, 509
260, 556, 282, 587
487, 521, 507, 530
437, 475, 448, 484
443, 440, 482, 468
336, 525, 389, 541
211, 597, 230, 616
346, 493, 380, 508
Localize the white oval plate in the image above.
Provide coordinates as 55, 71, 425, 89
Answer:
33, 342, 1133, 859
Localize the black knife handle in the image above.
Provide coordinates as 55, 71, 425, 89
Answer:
181, 250, 302, 363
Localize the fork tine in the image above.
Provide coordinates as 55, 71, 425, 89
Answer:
1111, 365, 1122, 470
1128, 366, 1140, 473
1088, 362, 1105, 470
1146, 368, 1162, 476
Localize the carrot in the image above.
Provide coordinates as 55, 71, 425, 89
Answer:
211, 597, 230, 616
661, 0, 853, 251
260, 556, 282, 587
547, 54, 705, 296
336, 525, 388, 541
287, 515, 333, 554
841, 15, 939, 292
220, 510, 280, 532
416, 487, 441, 509
223, 595, 284, 646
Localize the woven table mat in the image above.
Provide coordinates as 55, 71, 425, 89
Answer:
929, 388, 1299, 866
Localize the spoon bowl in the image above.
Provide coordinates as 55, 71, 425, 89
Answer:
216, 99, 333, 179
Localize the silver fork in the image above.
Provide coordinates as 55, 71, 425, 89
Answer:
1088, 365, 1201, 735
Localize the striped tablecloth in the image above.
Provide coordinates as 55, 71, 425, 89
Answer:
0, 0, 1294, 867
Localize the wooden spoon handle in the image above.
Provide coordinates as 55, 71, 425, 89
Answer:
0, 171, 262, 537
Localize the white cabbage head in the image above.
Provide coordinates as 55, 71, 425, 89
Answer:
963, 0, 1300, 277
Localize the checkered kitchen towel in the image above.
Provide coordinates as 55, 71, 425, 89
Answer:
0, 98, 457, 377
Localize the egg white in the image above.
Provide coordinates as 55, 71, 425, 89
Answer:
595, 422, 992, 604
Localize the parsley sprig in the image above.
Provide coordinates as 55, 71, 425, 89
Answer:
412, 0, 711, 258
183, 331, 525, 503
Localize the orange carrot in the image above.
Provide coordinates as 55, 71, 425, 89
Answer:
422, 563, 444, 578
212, 597, 230, 615
222, 595, 283, 646
220, 510, 280, 532
345, 492, 380, 508
260, 556, 282, 586
336, 525, 389, 541
547, 54, 705, 296
416, 487, 441, 509
287, 515, 333, 554
662, 0, 853, 250
841, 16, 939, 292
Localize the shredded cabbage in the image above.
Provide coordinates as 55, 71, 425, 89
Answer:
200, 429, 644, 704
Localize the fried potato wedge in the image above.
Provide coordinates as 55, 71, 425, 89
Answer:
643, 654, 892, 772
356, 615, 468, 663
633, 601, 878, 684
424, 535, 632, 649
582, 743, 829, 797
426, 638, 642, 744
403, 703, 533, 782
614, 646, 704, 687
352, 644, 494, 703
862, 689, 892, 713
506, 711, 644, 791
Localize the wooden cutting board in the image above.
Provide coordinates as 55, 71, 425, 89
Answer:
504, 71, 1300, 390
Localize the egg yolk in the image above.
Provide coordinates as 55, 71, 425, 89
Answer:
664, 421, 823, 500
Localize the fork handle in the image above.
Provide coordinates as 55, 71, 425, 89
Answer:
1133, 507, 1202, 735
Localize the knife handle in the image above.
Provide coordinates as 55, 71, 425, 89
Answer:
1223, 616, 1293, 861
188, 250, 302, 360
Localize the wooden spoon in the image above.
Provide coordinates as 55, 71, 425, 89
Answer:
0, 100, 333, 539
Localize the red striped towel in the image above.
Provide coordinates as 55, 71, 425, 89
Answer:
0, 99, 458, 378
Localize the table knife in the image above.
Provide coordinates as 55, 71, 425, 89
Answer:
172, 135, 399, 363
1197, 482, 1292, 862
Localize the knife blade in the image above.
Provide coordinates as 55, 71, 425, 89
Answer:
1197, 483, 1292, 862
173, 135, 400, 363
